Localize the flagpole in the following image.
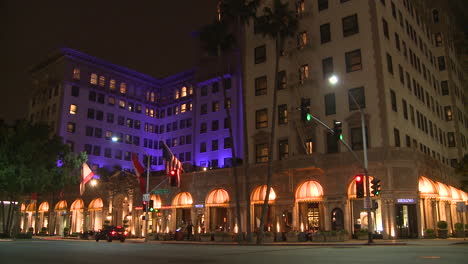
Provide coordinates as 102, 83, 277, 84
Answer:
144, 153, 150, 242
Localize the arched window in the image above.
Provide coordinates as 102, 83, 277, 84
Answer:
90, 73, 98, 85
331, 208, 344, 231
120, 83, 127, 94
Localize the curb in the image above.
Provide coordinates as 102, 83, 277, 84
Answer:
158, 241, 408, 246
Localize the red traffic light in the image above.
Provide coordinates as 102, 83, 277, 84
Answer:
355, 175, 363, 182
170, 170, 176, 176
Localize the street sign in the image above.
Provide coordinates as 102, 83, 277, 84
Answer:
456, 202, 467, 212
152, 189, 169, 195
142, 193, 150, 201
364, 197, 372, 209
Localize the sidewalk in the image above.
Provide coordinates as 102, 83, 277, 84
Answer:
3, 236, 466, 246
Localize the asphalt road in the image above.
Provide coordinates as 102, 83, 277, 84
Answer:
0, 240, 467, 264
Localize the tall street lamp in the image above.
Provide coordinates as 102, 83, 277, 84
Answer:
328, 75, 373, 244
112, 136, 151, 241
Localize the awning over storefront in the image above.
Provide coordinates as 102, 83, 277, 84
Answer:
172, 192, 193, 208
251, 185, 276, 204
55, 200, 67, 211
38, 202, 49, 212
206, 188, 230, 207
88, 198, 103, 210
26, 202, 36, 212
70, 199, 84, 211
150, 194, 162, 208
435, 182, 452, 199
418, 177, 437, 196
295, 180, 323, 202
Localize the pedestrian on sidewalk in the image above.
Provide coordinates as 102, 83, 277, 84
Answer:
187, 221, 193, 240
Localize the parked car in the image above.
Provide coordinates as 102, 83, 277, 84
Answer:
95, 226, 127, 242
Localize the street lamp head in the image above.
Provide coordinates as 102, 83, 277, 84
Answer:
111, 136, 119, 142
328, 75, 339, 85
90, 179, 98, 187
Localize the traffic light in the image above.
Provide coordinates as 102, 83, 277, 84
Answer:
169, 170, 178, 187
148, 200, 154, 212
300, 98, 311, 122
333, 120, 343, 140
355, 174, 364, 198
142, 201, 147, 211
371, 178, 381, 196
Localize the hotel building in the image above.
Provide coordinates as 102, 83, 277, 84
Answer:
20, 0, 467, 239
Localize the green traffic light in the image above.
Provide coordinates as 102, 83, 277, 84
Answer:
149, 207, 154, 212
339, 134, 343, 140
306, 114, 311, 121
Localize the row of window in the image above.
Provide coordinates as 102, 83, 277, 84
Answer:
200, 79, 231, 96
199, 138, 232, 153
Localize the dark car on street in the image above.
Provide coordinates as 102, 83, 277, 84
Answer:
95, 226, 127, 242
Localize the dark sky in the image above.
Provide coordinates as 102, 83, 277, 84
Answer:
1, 0, 218, 123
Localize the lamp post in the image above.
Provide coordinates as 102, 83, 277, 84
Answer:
112, 136, 151, 242
328, 75, 373, 244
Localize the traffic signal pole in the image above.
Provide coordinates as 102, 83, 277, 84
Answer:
305, 96, 373, 244
144, 153, 150, 242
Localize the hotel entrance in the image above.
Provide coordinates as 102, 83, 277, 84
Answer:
395, 203, 418, 238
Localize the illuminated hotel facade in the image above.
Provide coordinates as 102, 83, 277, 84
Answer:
21, 0, 467, 239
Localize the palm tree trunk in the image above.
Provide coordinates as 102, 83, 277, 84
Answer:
237, 15, 252, 243
1, 201, 5, 234
257, 33, 281, 244
217, 46, 243, 243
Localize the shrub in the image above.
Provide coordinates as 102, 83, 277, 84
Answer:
454, 223, 464, 231
41, 227, 48, 233
264, 231, 274, 237
27, 227, 34, 233
436, 221, 448, 229
424, 229, 436, 238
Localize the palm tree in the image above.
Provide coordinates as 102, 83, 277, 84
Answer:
254, 0, 298, 244
199, 0, 258, 243
218, 0, 258, 243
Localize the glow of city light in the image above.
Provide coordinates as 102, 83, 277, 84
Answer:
328, 75, 339, 85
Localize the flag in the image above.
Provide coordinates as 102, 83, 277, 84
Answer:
162, 142, 183, 187
80, 163, 95, 196
131, 152, 147, 193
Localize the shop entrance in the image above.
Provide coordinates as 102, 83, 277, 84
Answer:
176, 208, 191, 227
298, 202, 321, 231
395, 204, 418, 238
209, 207, 227, 231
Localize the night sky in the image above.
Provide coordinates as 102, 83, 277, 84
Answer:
1, 0, 218, 123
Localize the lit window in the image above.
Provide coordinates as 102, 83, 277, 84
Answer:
175, 90, 180, 99
69, 104, 77, 115
181, 104, 187, 113
299, 64, 309, 83
175, 106, 179, 115
90, 73, 98, 85
256, 143, 269, 163
99, 76, 105, 87
181, 86, 187, 97
119, 100, 126, 109
189, 86, 193, 95
297, 31, 307, 49
120, 83, 127, 94
149, 108, 154, 117
73, 68, 80, 80
150, 92, 155, 102
67, 122, 76, 133
110, 79, 116, 90
296, 0, 305, 17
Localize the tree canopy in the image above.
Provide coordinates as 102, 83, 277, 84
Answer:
0, 120, 86, 199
